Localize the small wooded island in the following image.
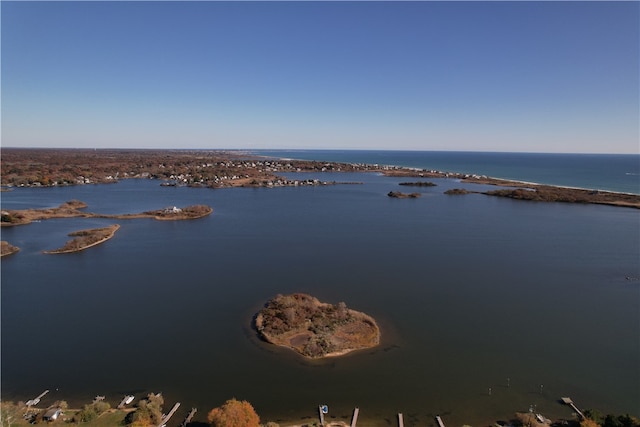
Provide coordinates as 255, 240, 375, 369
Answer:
255, 293, 380, 359
388, 191, 421, 198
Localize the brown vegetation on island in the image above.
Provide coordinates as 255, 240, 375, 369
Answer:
444, 188, 472, 195
1, 200, 89, 226
483, 186, 640, 208
43, 224, 120, 254
387, 191, 421, 198
1, 201, 213, 227
255, 293, 380, 359
386, 169, 640, 208
1, 201, 212, 256
1, 241, 20, 257
399, 181, 437, 187
145, 204, 213, 220
446, 185, 640, 207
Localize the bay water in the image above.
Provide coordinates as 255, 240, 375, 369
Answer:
1, 152, 639, 426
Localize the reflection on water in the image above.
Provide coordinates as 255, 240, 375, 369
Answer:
1, 176, 638, 425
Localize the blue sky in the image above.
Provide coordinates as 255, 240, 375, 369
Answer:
2, 1, 638, 153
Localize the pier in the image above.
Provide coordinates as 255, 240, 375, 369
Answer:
436, 415, 446, 427
26, 390, 49, 407
398, 413, 404, 427
318, 405, 330, 427
561, 397, 585, 420
351, 407, 359, 427
159, 402, 180, 427
180, 408, 197, 427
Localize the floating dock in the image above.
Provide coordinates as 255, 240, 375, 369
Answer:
180, 408, 197, 427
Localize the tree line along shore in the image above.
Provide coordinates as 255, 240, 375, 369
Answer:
1, 391, 638, 427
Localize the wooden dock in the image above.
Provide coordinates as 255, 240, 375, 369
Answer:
398, 413, 404, 427
318, 405, 325, 427
351, 407, 359, 427
436, 415, 446, 427
26, 390, 49, 407
159, 402, 180, 427
561, 397, 585, 420
180, 408, 197, 427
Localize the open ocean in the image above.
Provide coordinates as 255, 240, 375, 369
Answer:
252, 150, 640, 195
1, 150, 638, 426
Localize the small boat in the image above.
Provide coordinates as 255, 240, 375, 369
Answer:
124, 395, 134, 405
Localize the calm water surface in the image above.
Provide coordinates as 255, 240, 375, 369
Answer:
1, 174, 638, 426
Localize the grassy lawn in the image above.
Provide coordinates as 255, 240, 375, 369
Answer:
0, 408, 129, 426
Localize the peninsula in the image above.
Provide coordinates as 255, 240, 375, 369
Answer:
1, 241, 20, 257
43, 224, 120, 254
254, 293, 380, 359
0, 201, 212, 227
0, 201, 212, 255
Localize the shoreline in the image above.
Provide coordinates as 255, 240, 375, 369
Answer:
461, 174, 640, 196
0, 391, 600, 427
382, 169, 640, 197
2, 148, 638, 197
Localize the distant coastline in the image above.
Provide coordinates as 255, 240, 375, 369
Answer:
1, 149, 638, 207
252, 149, 640, 196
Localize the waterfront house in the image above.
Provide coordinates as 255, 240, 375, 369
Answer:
43, 408, 61, 421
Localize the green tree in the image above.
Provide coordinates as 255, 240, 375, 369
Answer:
208, 398, 260, 427
584, 409, 604, 425
603, 414, 640, 427
125, 393, 163, 427
72, 404, 98, 423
